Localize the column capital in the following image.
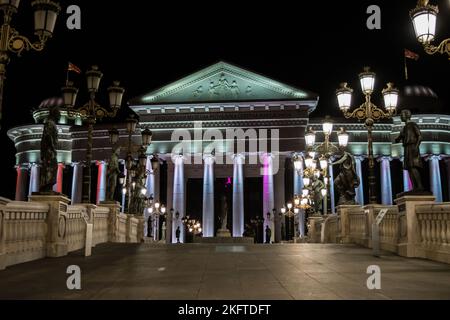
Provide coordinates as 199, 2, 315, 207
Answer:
259, 153, 275, 165
232, 153, 245, 164
171, 154, 186, 165
203, 153, 215, 165
377, 156, 393, 163
425, 154, 442, 162
353, 155, 366, 161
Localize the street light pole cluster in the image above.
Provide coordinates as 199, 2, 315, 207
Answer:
409, 0, 450, 58
146, 197, 166, 240
292, 120, 349, 215
336, 67, 399, 204
62, 66, 125, 204
120, 117, 153, 215
0, 0, 61, 128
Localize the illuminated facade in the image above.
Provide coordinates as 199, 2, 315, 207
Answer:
7, 62, 450, 243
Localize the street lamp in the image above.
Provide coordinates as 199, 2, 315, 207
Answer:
336, 68, 398, 203
62, 66, 125, 204
409, 0, 449, 58
0, 0, 61, 128
145, 196, 166, 240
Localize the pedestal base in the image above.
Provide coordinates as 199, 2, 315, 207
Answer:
216, 229, 231, 237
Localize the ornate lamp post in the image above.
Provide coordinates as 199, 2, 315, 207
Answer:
280, 203, 299, 240
409, 0, 449, 58
62, 66, 125, 203
336, 68, 399, 203
303, 119, 349, 213
146, 196, 166, 240
0, 0, 61, 128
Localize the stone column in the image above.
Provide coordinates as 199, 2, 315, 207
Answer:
428, 155, 443, 203
172, 155, 185, 243
15, 164, 28, 201
274, 159, 285, 243
96, 161, 107, 204
53, 163, 65, 193
261, 153, 275, 243
71, 162, 83, 204
232, 154, 244, 237
354, 156, 364, 205
202, 154, 215, 237
293, 160, 305, 237
28, 163, 40, 196
329, 162, 335, 214
401, 157, 413, 192
166, 159, 174, 244
379, 156, 393, 205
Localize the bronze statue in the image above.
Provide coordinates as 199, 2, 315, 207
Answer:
395, 109, 424, 192
332, 151, 360, 205
106, 144, 121, 201
312, 179, 326, 213
39, 106, 60, 193
219, 194, 228, 230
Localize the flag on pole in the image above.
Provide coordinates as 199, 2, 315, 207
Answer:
404, 49, 419, 61
404, 49, 419, 81
68, 62, 82, 74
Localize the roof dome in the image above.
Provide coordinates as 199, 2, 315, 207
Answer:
401, 85, 443, 114
38, 96, 64, 109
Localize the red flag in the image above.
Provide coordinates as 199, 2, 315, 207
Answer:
68, 62, 81, 74
404, 49, 419, 61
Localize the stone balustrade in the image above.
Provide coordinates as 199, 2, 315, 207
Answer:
321, 196, 450, 264
0, 197, 146, 270
415, 204, 450, 264
0, 201, 49, 269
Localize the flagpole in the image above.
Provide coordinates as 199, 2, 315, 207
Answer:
404, 55, 408, 81
66, 64, 69, 86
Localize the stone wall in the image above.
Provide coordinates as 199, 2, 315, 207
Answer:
0, 197, 145, 270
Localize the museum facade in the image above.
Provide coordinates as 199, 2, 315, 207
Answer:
7, 62, 450, 243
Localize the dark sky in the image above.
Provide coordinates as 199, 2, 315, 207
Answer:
0, 0, 449, 198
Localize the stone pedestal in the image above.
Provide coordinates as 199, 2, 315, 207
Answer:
99, 201, 121, 242
395, 194, 435, 258
336, 205, 362, 243
307, 215, 325, 243
30, 194, 70, 258
136, 216, 146, 243
216, 229, 231, 237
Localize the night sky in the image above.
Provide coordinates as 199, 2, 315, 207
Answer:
0, 0, 449, 198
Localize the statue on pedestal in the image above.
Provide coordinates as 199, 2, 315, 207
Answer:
39, 106, 60, 193
106, 144, 121, 201
395, 109, 425, 192
219, 194, 228, 230
217, 193, 231, 237
332, 151, 360, 205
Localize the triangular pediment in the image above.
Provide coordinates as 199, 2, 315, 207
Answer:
130, 61, 317, 105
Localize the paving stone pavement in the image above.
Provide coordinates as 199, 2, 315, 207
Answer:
0, 243, 450, 300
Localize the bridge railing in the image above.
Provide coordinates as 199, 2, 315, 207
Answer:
0, 196, 146, 270
323, 198, 450, 264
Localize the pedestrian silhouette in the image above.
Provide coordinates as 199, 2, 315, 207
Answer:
265, 225, 272, 244
176, 226, 181, 243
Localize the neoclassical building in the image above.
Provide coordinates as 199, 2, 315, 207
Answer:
7, 62, 450, 243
